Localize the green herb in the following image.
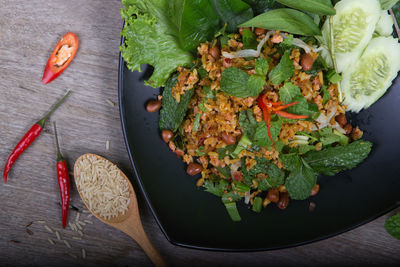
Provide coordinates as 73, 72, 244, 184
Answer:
380, 0, 400, 10
218, 145, 236, 159
198, 103, 208, 112
120, 0, 193, 88
285, 157, 317, 200
203, 179, 229, 197
280, 153, 301, 171
298, 144, 316, 155
279, 34, 294, 51
198, 67, 208, 79
252, 197, 263, 213
196, 146, 206, 156
243, 0, 280, 15
254, 120, 282, 147
242, 28, 258, 49
326, 69, 342, 84
276, 0, 335, 15
233, 181, 251, 193
221, 67, 265, 98
193, 113, 201, 132
243, 157, 285, 190
279, 82, 301, 103
240, 8, 322, 36
255, 58, 271, 76
202, 86, 215, 99
268, 50, 294, 85
322, 85, 330, 105
224, 202, 241, 221
170, 0, 253, 51
233, 134, 253, 156
216, 166, 231, 179
285, 95, 320, 120
304, 140, 373, 176
385, 212, 400, 240
239, 110, 258, 140
159, 75, 194, 131
222, 191, 243, 203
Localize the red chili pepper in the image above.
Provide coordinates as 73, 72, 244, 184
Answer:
257, 93, 309, 143
53, 121, 70, 228
42, 32, 79, 84
3, 91, 71, 183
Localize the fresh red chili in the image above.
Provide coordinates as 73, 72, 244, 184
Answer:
3, 91, 71, 183
42, 32, 79, 84
257, 94, 309, 143
53, 121, 70, 228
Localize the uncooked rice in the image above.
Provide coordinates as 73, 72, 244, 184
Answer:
44, 225, 53, 233
82, 248, 87, 259
55, 231, 61, 240
48, 238, 55, 245
75, 154, 130, 220
64, 240, 72, 249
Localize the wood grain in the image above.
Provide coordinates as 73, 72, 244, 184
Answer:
0, 0, 399, 266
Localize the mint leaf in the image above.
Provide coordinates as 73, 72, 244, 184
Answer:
385, 212, 400, 240
203, 179, 229, 197
242, 28, 258, 49
243, 157, 285, 190
247, 75, 266, 96
159, 75, 194, 131
279, 82, 301, 103
239, 110, 258, 140
254, 120, 282, 147
221, 67, 264, 98
280, 153, 301, 171
268, 50, 294, 85
304, 140, 373, 176
255, 57, 271, 76
285, 158, 317, 200
218, 145, 236, 159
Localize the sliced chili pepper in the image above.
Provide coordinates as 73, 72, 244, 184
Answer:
42, 32, 79, 84
3, 91, 71, 183
53, 121, 70, 228
256, 94, 309, 143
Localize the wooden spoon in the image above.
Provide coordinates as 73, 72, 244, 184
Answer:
74, 153, 168, 267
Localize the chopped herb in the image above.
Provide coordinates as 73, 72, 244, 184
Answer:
252, 197, 262, 213
242, 28, 258, 49
326, 69, 342, 84
216, 166, 231, 179
322, 85, 330, 105
196, 146, 206, 156
268, 50, 294, 85
255, 57, 271, 76
198, 103, 208, 112
203, 179, 229, 197
224, 202, 241, 222
193, 113, 201, 132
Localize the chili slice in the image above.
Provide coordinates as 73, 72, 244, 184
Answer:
53, 121, 70, 228
3, 91, 71, 182
42, 32, 79, 84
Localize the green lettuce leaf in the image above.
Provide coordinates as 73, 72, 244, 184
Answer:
385, 212, 400, 240
120, 0, 193, 88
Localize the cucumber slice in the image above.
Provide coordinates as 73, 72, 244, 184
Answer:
322, 0, 381, 72
342, 36, 400, 112
375, 10, 394, 36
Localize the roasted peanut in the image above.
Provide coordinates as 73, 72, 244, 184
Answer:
209, 46, 220, 59
267, 188, 280, 203
344, 124, 353, 135
146, 100, 162, 113
300, 53, 315, 71
277, 192, 290, 210
161, 130, 173, 143
186, 163, 203, 176
221, 133, 236, 145
311, 184, 320, 196
335, 114, 347, 127
254, 27, 266, 36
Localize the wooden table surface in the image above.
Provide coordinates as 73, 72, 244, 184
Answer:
1, 0, 399, 266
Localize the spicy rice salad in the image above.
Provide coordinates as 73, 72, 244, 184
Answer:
121, 0, 400, 221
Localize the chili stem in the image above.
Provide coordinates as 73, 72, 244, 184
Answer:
37, 91, 71, 127
53, 121, 63, 162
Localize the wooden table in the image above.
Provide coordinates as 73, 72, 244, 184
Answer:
1, 0, 399, 266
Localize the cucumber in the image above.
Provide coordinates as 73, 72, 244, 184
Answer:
342, 36, 400, 112
322, 0, 381, 72
375, 10, 394, 36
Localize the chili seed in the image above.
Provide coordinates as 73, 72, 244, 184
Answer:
186, 163, 203, 176
146, 100, 162, 113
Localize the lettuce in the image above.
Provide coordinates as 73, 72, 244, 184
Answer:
120, 0, 193, 88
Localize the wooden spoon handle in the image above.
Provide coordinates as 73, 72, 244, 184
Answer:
121, 219, 168, 267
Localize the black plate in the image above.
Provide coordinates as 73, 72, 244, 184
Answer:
119, 58, 400, 251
